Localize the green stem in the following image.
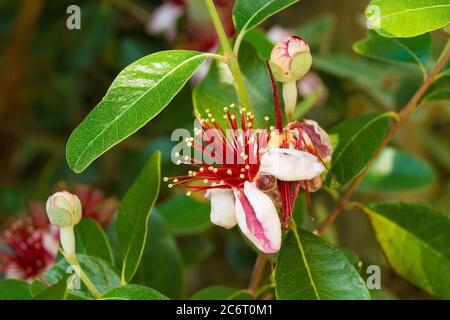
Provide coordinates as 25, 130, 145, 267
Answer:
63, 252, 102, 299
233, 31, 245, 56
204, 0, 253, 114
203, 52, 228, 64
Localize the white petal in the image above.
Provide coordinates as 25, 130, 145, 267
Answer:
234, 182, 281, 253
259, 148, 324, 181
42, 232, 59, 256
205, 189, 237, 229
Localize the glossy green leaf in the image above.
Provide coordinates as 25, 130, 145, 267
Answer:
193, 41, 275, 128
360, 147, 434, 192
133, 211, 183, 299
102, 284, 169, 300
0, 280, 32, 300
275, 228, 370, 300
158, 195, 210, 235
233, 0, 300, 35
66, 51, 206, 173
366, 0, 450, 37
33, 277, 68, 300
75, 218, 114, 265
364, 202, 450, 299
44, 255, 120, 297
117, 151, 161, 284
327, 113, 392, 189
354, 31, 431, 75
190, 286, 253, 300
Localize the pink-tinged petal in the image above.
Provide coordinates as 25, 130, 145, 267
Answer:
146, 3, 183, 41
234, 182, 281, 254
259, 148, 324, 181
205, 189, 237, 229
289, 120, 332, 163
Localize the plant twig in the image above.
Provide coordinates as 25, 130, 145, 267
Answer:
248, 253, 268, 296
315, 44, 450, 236
204, 0, 253, 114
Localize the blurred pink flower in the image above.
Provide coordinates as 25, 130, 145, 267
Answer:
72, 185, 118, 228
0, 184, 118, 280
0, 203, 59, 281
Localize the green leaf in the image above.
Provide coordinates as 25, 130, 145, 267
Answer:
66, 51, 206, 173
354, 31, 431, 76
0, 280, 32, 300
102, 284, 169, 300
313, 55, 396, 107
193, 41, 275, 128
33, 277, 68, 300
423, 68, 450, 102
29, 279, 89, 300
29, 279, 48, 297
133, 211, 183, 299
339, 247, 363, 273
327, 113, 392, 189
366, 0, 450, 37
117, 151, 161, 284
360, 147, 434, 192
370, 288, 397, 300
75, 218, 114, 265
158, 195, 210, 235
275, 228, 370, 300
190, 286, 253, 300
233, 0, 300, 35
44, 255, 120, 297
243, 29, 274, 60
364, 202, 450, 299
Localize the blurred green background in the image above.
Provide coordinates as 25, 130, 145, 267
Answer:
1, 0, 449, 299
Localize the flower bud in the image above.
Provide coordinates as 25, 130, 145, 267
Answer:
269, 36, 312, 83
46, 191, 82, 228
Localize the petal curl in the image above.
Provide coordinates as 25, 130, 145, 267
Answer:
234, 182, 281, 253
205, 189, 237, 229
259, 148, 324, 181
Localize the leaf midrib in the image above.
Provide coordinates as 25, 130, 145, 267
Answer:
382, 4, 450, 20
72, 53, 205, 170
393, 38, 423, 66
120, 156, 160, 283
291, 227, 320, 300
237, 0, 299, 34
366, 208, 450, 264
331, 113, 389, 169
